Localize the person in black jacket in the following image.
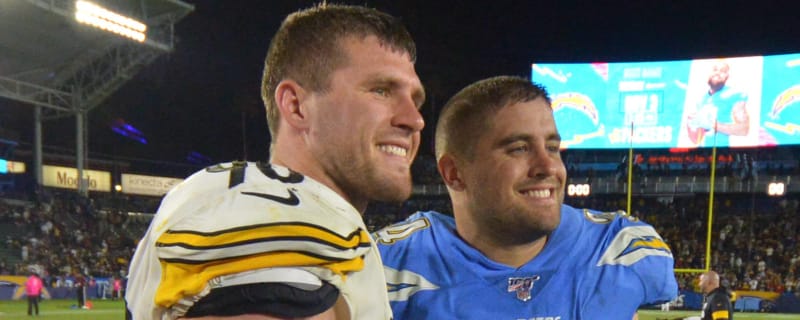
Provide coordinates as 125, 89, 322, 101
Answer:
677, 271, 734, 320
699, 270, 734, 320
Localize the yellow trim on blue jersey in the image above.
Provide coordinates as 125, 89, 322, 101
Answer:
374, 217, 431, 245
597, 226, 673, 266
629, 237, 671, 252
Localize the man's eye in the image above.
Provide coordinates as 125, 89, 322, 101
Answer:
509, 146, 529, 154
372, 88, 389, 97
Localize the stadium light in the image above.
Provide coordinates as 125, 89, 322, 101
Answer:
75, 0, 147, 42
567, 183, 591, 197
767, 182, 785, 196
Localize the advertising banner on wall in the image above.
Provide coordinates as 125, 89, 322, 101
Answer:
42, 165, 111, 192
121, 173, 183, 196
0, 159, 25, 174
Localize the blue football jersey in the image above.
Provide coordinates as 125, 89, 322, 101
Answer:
697, 85, 748, 147
375, 205, 678, 320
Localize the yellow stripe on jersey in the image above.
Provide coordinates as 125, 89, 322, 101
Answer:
711, 310, 730, 319
155, 250, 365, 309
597, 226, 673, 266
157, 223, 371, 251
630, 238, 670, 251
154, 223, 371, 309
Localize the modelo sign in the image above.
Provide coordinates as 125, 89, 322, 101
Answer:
42, 165, 111, 191
121, 173, 183, 196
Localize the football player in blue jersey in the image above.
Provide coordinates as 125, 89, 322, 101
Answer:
126, 4, 425, 320
376, 76, 678, 319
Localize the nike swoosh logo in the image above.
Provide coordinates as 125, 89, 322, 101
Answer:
241, 189, 300, 206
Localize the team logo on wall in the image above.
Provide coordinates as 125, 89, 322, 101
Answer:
507, 275, 541, 302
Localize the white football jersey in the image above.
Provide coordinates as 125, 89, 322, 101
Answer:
126, 162, 392, 319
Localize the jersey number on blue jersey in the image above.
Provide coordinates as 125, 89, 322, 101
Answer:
374, 217, 430, 245
582, 209, 638, 224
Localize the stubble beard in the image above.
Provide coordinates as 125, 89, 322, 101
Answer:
367, 164, 413, 203
475, 198, 558, 247
335, 156, 413, 206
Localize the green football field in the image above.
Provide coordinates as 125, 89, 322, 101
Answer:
0, 299, 125, 320
638, 309, 800, 320
2, 300, 800, 319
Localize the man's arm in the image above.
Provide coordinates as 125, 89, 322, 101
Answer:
176, 269, 346, 320
716, 100, 749, 136
180, 295, 348, 320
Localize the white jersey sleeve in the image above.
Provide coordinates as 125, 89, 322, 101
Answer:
126, 162, 390, 319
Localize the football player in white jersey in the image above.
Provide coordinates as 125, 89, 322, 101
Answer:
377, 76, 677, 319
126, 4, 425, 319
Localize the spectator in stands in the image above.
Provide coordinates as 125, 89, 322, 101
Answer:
21, 244, 28, 261
125, 4, 424, 320
25, 270, 42, 316
376, 76, 677, 319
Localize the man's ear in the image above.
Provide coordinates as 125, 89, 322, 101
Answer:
274, 79, 310, 130
438, 154, 466, 191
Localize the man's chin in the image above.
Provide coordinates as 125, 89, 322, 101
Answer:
372, 183, 412, 203
377, 190, 412, 203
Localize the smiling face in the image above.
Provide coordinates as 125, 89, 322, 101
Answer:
304, 36, 425, 210
708, 61, 730, 91
455, 98, 566, 245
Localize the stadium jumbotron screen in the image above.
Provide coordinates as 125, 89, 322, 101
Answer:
531, 53, 800, 149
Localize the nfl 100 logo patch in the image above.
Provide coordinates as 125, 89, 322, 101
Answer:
507, 275, 541, 302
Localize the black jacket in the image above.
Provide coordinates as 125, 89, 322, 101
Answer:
703, 287, 734, 320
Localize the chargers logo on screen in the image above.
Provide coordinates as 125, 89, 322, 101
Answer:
553, 92, 600, 125
769, 85, 800, 119
764, 85, 800, 135
553, 92, 604, 148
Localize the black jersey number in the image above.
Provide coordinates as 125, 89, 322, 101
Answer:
206, 161, 304, 206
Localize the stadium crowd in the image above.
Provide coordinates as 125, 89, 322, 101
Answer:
0, 154, 798, 307
569, 194, 800, 297
0, 187, 152, 284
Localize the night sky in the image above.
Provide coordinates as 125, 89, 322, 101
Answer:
5, 1, 800, 175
